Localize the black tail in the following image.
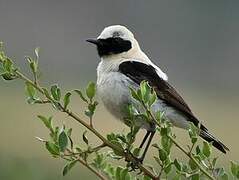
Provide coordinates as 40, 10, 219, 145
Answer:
199, 125, 229, 153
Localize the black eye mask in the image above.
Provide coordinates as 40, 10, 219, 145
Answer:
96, 37, 132, 57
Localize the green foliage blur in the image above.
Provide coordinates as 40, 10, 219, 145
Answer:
1, 45, 239, 179
1, 1, 239, 179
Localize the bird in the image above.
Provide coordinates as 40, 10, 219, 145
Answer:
86, 25, 229, 162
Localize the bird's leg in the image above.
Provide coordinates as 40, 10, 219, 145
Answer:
127, 127, 155, 171
139, 131, 151, 148
138, 130, 155, 163
125, 131, 149, 165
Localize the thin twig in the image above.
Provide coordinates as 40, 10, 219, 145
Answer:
77, 157, 107, 180
169, 136, 214, 180
14, 70, 158, 180
89, 143, 107, 153
62, 152, 106, 180
140, 100, 215, 180
90, 116, 93, 128
189, 142, 196, 154
33, 72, 38, 86
157, 165, 164, 179
34, 99, 51, 104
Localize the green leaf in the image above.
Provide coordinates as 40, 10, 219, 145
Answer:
58, 131, 68, 152
114, 167, 131, 180
0, 51, 4, 62
160, 127, 168, 136
86, 81, 96, 100
148, 91, 157, 107
174, 159, 182, 171
110, 140, 124, 156
188, 159, 197, 170
88, 101, 98, 113
63, 92, 71, 109
140, 81, 151, 103
137, 89, 142, 100
130, 88, 140, 101
62, 159, 77, 176
115, 167, 123, 180
107, 133, 117, 141
172, 174, 181, 180
120, 168, 130, 180
74, 89, 88, 103
92, 153, 105, 169
191, 173, 200, 180
202, 141, 211, 158
231, 161, 239, 178
161, 135, 172, 154
42, 88, 51, 99
195, 145, 201, 154
164, 163, 172, 174
29, 61, 37, 74
35, 47, 40, 60
26, 55, 37, 74
191, 137, 198, 144
132, 148, 141, 157
188, 123, 199, 136
45, 142, 60, 156
52, 126, 59, 142
158, 148, 167, 162
51, 84, 61, 101
155, 111, 162, 123
143, 175, 152, 180
104, 164, 115, 178
198, 152, 206, 161
1, 72, 16, 80
82, 131, 89, 145
37, 115, 53, 131
188, 123, 200, 145
0, 64, 5, 74
25, 82, 36, 98
3, 58, 13, 72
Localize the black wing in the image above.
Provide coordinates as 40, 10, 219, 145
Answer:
119, 61, 199, 125
119, 61, 229, 153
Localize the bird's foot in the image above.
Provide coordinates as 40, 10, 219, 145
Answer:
125, 151, 144, 171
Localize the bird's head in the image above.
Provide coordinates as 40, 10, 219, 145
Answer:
86, 25, 142, 59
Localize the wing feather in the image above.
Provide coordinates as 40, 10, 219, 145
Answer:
118, 61, 199, 125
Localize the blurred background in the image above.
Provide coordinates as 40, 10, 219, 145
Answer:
0, 0, 239, 179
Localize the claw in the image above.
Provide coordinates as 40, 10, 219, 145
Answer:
128, 157, 143, 171
124, 149, 144, 171
137, 168, 143, 175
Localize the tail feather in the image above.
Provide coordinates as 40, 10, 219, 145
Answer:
199, 125, 229, 154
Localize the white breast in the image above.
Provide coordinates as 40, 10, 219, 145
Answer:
97, 69, 132, 120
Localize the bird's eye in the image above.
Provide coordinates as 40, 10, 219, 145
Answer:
112, 31, 121, 37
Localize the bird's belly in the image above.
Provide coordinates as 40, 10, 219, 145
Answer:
97, 72, 132, 120
152, 101, 189, 129
97, 72, 189, 130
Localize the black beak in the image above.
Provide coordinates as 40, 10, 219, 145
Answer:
86, 39, 99, 45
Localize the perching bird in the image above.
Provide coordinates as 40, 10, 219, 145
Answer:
86, 25, 229, 161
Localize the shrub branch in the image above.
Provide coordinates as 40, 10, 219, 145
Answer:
14, 68, 158, 179
1, 45, 238, 180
